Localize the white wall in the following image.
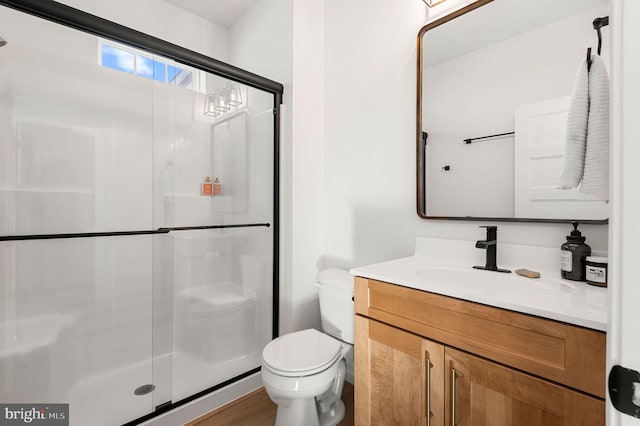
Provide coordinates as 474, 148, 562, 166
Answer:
229, 0, 327, 334
289, 0, 326, 332
229, 0, 292, 86
323, 0, 609, 274
228, 0, 303, 335
56, 0, 229, 61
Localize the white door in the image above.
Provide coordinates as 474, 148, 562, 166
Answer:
514, 97, 608, 220
607, 0, 640, 424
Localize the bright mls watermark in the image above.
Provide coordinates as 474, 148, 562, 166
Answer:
0, 404, 68, 426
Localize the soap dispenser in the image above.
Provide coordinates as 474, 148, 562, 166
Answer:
201, 176, 213, 196
560, 221, 591, 281
213, 177, 222, 196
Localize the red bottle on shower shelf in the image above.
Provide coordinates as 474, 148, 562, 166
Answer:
201, 177, 213, 196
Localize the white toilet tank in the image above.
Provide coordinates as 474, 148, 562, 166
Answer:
317, 268, 355, 344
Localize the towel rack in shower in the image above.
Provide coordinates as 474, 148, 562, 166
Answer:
587, 16, 609, 71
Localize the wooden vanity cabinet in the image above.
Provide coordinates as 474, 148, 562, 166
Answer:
355, 315, 445, 425
354, 277, 606, 426
446, 347, 604, 425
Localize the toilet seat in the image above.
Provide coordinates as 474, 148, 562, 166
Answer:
262, 329, 343, 377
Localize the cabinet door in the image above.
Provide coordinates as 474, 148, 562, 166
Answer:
445, 348, 604, 426
355, 315, 445, 425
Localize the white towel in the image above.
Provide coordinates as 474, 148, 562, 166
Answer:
557, 57, 589, 189
556, 54, 610, 201
581, 55, 610, 201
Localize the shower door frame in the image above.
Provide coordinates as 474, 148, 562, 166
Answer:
0, 0, 283, 424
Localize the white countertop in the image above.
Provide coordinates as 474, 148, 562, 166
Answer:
350, 238, 607, 332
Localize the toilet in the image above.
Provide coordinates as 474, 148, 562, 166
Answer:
261, 268, 354, 426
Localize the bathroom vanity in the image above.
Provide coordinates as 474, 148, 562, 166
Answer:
351, 238, 607, 425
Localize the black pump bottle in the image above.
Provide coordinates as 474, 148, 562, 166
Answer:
560, 221, 591, 281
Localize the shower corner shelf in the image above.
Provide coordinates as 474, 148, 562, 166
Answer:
165, 193, 232, 199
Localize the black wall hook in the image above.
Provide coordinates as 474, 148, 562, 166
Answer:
587, 16, 609, 71
593, 16, 609, 55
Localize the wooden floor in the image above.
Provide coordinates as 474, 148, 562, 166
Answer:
187, 382, 354, 426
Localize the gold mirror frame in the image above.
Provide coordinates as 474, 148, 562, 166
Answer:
415, 0, 607, 224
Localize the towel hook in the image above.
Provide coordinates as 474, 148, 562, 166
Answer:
593, 16, 609, 55
587, 16, 609, 71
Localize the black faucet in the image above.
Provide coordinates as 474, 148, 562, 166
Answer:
473, 225, 510, 273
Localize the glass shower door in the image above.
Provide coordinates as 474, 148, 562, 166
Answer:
0, 6, 155, 425
0, 2, 280, 424
152, 68, 274, 404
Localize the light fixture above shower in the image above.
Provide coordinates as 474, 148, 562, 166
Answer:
204, 83, 243, 117
0, 36, 7, 47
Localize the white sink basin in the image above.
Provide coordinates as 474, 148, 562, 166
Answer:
416, 266, 576, 297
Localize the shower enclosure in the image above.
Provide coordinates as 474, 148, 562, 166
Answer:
0, 1, 281, 425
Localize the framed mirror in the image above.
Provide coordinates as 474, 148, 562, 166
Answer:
417, 0, 609, 223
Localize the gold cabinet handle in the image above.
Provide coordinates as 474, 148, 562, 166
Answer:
451, 368, 458, 426
426, 356, 432, 426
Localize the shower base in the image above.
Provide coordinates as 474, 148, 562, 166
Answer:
66, 351, 260, 426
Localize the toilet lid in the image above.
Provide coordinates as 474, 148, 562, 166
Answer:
262, 329, 343, 377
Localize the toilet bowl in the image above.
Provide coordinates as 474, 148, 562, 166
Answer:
261, 269, 354, 426
262, 329, 350, 426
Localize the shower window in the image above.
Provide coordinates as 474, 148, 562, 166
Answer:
99, 40, 196, 90
101, 44, 135, 74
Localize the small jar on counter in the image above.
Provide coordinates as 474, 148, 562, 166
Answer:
585, 256, 608, 287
